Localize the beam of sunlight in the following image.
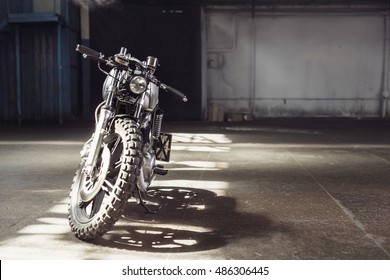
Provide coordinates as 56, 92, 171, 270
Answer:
172, 145, 230, 152
166, 160, 229, 171
172, 133, 232, 144
225, 143, 390, 149
18, 224, 69, 235
48, 199, 69, 214
0, 197, 82, 259
18, 202, 70, 235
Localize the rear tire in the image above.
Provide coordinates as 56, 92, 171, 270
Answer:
68, 118, 142, 241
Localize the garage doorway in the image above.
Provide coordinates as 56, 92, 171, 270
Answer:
89, 2, 202, 120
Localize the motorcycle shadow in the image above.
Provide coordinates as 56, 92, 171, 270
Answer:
93, 186, 278, 253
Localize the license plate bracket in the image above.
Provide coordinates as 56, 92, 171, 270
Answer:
155, 133, 172, 162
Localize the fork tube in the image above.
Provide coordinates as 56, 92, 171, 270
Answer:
134, 93, 146, 119
83, 69, 119, 176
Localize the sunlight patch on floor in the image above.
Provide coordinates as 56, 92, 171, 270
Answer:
172, 133, 232, 144
172, 145, 230, 153
166, 160, 229, 171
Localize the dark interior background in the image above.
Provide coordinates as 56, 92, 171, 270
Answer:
89, 1, 202, 121
2, 0, 389, 123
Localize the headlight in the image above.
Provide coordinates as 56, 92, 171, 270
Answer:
129, 76, 147, 94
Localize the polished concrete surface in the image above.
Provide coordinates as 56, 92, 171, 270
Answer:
0, 118, 390, 259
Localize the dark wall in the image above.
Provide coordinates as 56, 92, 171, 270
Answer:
0, 0, 81, 123
89, 2, 202, 121
0, 31, 16, 121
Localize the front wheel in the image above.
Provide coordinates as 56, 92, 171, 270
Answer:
68, 118, 142, 241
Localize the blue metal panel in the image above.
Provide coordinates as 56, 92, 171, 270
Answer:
0, 0, 81, 123
8, 0, 32, 13
0, 32, 16, 121
8, 13, 62, 23
15, 25, 22, 124
57, 24, 63, 123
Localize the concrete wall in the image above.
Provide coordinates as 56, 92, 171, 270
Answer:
206, 8, 388, 117
33, 0, 61, 13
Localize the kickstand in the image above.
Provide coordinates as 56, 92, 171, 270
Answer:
136, 188, 162, 214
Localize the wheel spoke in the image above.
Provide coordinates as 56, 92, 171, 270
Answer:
106, 160, 121, 178
102, 178, 115, 193
114, 159, 122, 169
78, 200, 90, 209
90, 190, 105, 218
104, 135, 123, 178
111, 136, 121, 155
85, 180, 93, 191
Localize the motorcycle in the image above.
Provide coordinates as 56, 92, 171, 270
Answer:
68, 45, 187, 241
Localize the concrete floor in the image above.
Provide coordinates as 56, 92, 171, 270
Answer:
0, 118, 390, 259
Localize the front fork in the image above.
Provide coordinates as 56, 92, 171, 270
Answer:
83, 71, 119, 177
82, 105, 113, 177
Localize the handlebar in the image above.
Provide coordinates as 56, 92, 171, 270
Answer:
76, 44, 107, 64
166, 86, 188, 102
76, 44, 100, 58
76, 44, 188, 102
160, 84, 188, 102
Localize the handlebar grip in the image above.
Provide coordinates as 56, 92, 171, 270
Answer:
76, 44, 101, 59
166, 86, 188, 102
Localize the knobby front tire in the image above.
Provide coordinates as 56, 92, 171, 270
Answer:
68, 118, 142, 241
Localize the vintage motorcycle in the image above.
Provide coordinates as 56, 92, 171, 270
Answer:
68, 45, 187, 241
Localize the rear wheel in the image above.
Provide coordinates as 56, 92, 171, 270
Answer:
68, 118, 142, 241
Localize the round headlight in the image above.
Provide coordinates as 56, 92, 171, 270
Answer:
129, 76, 147, 95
